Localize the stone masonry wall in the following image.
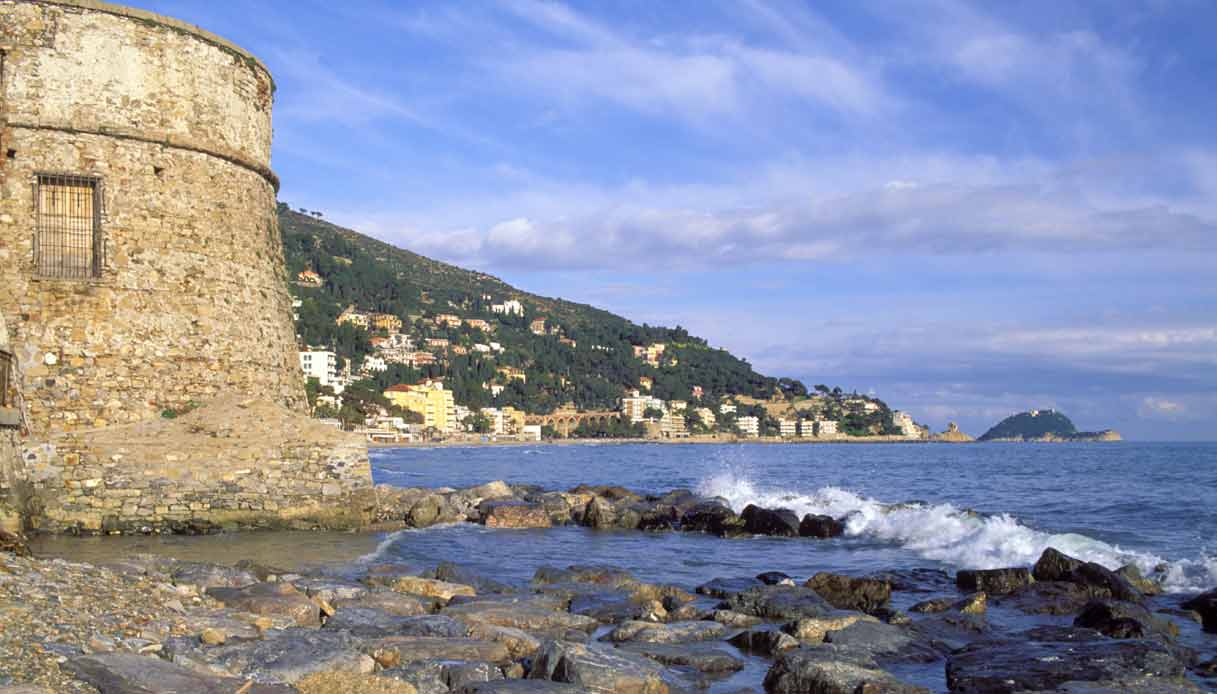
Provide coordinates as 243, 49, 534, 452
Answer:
20, 395, 375, 533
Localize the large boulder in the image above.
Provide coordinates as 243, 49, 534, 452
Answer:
384, 576, 476, 602
172, 562, 259, 592
325, 609, 468, 638
996, 581, 1097, 616
443, 600, 599, 634
805, 572, 892, 613
605, 620, 727, 644
364, 636, 511, 669
1033, 547, 1084, 581
679, 501, 746, 537
740, 505, 800, 537
946, 631, 1188, 693
424, 562, 516, 595
695, 576, 761, 599
784, 613, 878, 644
617, 642, 744, 674
1074, 599, 1178, 640
528, 640, 670, 693
728, 626, 800, 655
206, 582, 321, 627
1181, 589, 1217, 632
480, 501, 552, 529
63, 653, 293, 693
205, 628, 374, 684
725, 585, 835, 620
799, 514, 845, 539
1029, 549, 1145, 603
955, 567, 1034, 595
763, 646, 929, 694
822, 620, 939, 663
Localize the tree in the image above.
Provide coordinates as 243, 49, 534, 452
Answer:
468, 410, 492, 434
643, 406, 664, 421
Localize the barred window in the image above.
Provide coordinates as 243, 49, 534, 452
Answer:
0, 349, 12, 409
35, 174, 103, 279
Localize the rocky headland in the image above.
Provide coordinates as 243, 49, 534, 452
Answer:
2, 480, 1215, 692
978, 410, 1122, 443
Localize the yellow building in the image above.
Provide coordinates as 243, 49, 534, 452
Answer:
369, 313, 403, 332
384, 382, 457, 432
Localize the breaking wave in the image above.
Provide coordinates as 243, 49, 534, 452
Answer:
695, 470, 1217, 593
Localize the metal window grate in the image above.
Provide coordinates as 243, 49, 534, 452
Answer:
0, 350, 12, 408
34, 173, 103, 279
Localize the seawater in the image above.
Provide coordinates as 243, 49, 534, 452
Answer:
371, 441, 1217, 594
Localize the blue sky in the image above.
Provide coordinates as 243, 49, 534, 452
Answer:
135, 0, 1217, 440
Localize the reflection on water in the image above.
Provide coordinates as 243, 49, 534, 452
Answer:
30, 530, 389, 573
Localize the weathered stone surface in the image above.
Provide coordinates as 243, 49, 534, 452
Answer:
799, 514, 846, 539
295, 576, 371, 604
425, 562, 516, 595
1181, 588, 1217, 632
1117, 564, 1164, 596
325, 608, 468, 637
63, 653, 293, 693
713, 609, 763, 628
1074, 599, 1178, 639
728, 627, 800, 655
946, 634, 1188, 693
386, 576, 476, 602
466, 622, 544, 659
206, 582, 321, 627
443, 600, 599, 633
480, 501, 552, 529
740, 505, 800, 537
680, 501, 746, 537
619, 642, 745, 673
785, 613, 879, 643
763, 646, 929, 694
1071, 562, 1145, 603
460, 681, 583, 693
296, 671, 418, 694
529, 640, 670, 693
822, 620, 938, 663
208, 628, 374, 684
172, 563, 259, 592
805, 572, 892, 613
998, 580, 1097, 615
365, 636, 511, 668
606, 620, 727, 644
696, 576, 761, 599
726, 585, 834, 620
1032, 547, 1084, 581
336, 589, 430, 617
955, 567, 1034, 595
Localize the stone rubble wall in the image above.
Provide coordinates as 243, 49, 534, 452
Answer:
20, 395, 375, 533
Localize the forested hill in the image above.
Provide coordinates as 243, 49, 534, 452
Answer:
277, 205, 792, 414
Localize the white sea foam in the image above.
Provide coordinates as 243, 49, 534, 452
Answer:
695, 470, 1217, 593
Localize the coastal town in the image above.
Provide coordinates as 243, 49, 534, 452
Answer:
295, 292, 929, 445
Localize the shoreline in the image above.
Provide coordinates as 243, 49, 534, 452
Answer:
369, 435, 959, 449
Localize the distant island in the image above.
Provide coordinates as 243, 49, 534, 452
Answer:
978, 409, 1121, 442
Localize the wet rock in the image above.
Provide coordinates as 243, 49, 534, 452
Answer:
1181, 589, 1217, 632
763, 645, 929, 694
569, 484, 642, 503
294, 576, 370, 604
955, 567, 1034, 595
534, 564, 638, 589
206, 582, 321, 627
799, 514, 845, 539
908, 597, 952, 614
528, 640, 670, 693
636, 512, 675, 532
1033, 547, 1084, 582
208, 628, 374, 683
619, 642, 745, 673
740, 505, 800, 537
1071, 562, 1145, 603
998, 580, 1096, 615
728, 627, 800, 655
425, 562, 515, 595
822, 620, 939, 663
386, 576, 476, 602
366, 636, 511, 668
909, 612, 989, 654
569, 593, 643, 624
870, 568, 954, 593
696, 576, 762, 599
606, 620, 727, 644
805, 572, 892, 614
336, 589, 431, 616
946, 634, 1188, 693
955, 593, 987, 615
481, 500, 551, 529
172, 562, 259, 592
406, 494, 449, 528
0, 529, 31, 557
756, 571, 794, 586
63, 653, 293, 693
784, 613, 878, 644
1117, 564, 1164, 596
713, 609, 762, 628
872, 608, 912, 626
726, 585, 834, 620
680, 501, 747, 537
443, 600, 599, 633
199, 628, 226, 646
1074, 599, 1178, 639
326, 609, 468, 638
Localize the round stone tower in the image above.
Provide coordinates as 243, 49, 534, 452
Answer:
0, 0, 305, 437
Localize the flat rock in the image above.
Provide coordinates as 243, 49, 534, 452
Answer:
365, 636, 511, 668
293, 576, 370, 603
695, 576, 761, 599
172, 562, 259, 592
955, 567, 1034, 595
805, 572, 891, 613
997, 580, 1097, 615
946, 635, 1188, 693
605, 620, 727, 644
728, 626, 800, 655
336, 589, 430, 616
618, 642, 745, 673
206, 582, 321, 627
325, 609, 468, 637
466, 621, 543, 659
785, 613, 878, 643
821, 620, 939, 663
763, 646, 929, 694
726, 585, 834, 620
207, 628, 373, 684
1074, 599, 1178, 639
529, 640, 670, 693
386, 576, 476, 602
63, 653, 293, 693
443, 600, 599, 633
460, 681, 584, 693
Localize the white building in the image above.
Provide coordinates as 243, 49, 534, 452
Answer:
660, 411, 688, 438
779, 418, 797, 438
521, 424, 542, 441
299, 350, 338, 389
473, 343, 492, 353
361, 355, 388, 374
737, 416, 760, 438
480, 407, 507, 435
719, 402, 737, 415
694, 407, 716, 430
491, 299, 525, 316
817, 419, 839, 437
892, 410, 920, 438
622, 391, 666, 423
799, 419, 816, 438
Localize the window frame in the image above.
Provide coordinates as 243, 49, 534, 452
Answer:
33, 172, 105, 280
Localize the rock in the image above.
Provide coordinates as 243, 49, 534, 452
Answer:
406, 494, 447, 528
206, 582, 321, 627
534, 565, 638, 589
63, 653, 293, 693
712, 609, 762, 628
466, 622, 543, 659
582, 497, 619, 529
336, 589, 430, 616
468, 481, 515, 502
528, 640, 670, 693
605, 620, 727, 644
172, 562, 259, 591
822, 620, 938, 663
1117, 564, 1164, 596
326, 609, 468, 637
569, 593, 643, 624
909, 598, 953, 614
946, 634, 1188, 693
1074, 599, 1178, 639
296, 671, 418, 694
426, 562, 516, 595
619, 642, 745, 673
569, 484, 641, 502
763, 646, 929, 694
726, 585, 834, 620
955, 567, 1034, 595
740, 505, 800, 537
799, 514, 845, 539
365, 636, 511, 668
955, 592, 987, 615
208, 628, 373, 684
443, 600, 599, 633
461, 681, 584, 693
294, 576, 371, 604
199, 628, 226, 646
1033, 547, 1084, 581
679, 501, 746, 537
805, 572, 892, 613
386, 576, 476, 602
1180, 589, 1217, 632
481, 500, 552, 529
442, 661, 505, 691
1071, 562, 1145, 603
695, 576, 761, 599
728, 627, 800, 655
756, 571, 794, 586
784, 613, 878, 644
998, 581, 1097, 615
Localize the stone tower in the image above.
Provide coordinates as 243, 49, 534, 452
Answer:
0, 0, 305, 438
0, 1, 371, 534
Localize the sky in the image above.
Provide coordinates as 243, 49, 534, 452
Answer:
133, 0, 1217, 440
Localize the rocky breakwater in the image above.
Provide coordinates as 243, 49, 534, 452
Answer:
2, 539, 1212, 693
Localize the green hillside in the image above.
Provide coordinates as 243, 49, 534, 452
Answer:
277, 205, 788, 415
978, 410, 1077, 441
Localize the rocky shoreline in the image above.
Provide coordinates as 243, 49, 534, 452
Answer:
2, 481, 1215, 693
